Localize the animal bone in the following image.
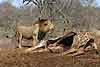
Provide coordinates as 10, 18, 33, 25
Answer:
24, 40, 47, 53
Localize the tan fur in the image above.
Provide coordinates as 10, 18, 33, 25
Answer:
16, 19, 54, 48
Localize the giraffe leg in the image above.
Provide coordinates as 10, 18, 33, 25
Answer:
67, 48, 85, 56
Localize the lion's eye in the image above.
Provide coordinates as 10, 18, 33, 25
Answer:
44, 24, 48, 26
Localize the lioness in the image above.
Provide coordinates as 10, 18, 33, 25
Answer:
16, 18, 54, 48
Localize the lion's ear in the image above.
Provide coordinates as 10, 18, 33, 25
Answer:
32, 22, 39, 25
32, 18, 40, 25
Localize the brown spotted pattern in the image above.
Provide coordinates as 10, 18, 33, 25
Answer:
71, 32, 95, 49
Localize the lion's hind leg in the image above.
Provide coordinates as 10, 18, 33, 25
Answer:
18, 33, 22, 48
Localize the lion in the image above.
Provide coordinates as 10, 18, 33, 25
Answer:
16, 18, 54, 48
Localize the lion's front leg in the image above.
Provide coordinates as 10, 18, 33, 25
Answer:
44, 33, 48, 49
32, 35, 38, 47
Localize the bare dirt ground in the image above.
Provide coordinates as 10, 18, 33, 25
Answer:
0, 37, 99, 67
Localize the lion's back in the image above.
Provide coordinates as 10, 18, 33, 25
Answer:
16, 25, 34, 38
